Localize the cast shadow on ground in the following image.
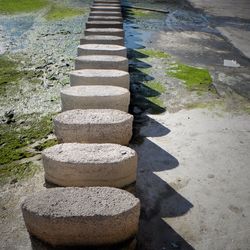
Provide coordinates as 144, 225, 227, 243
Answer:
124, 6, 195, 250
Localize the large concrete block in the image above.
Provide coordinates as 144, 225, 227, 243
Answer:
94, 0, 121, 3
91, 6, 121, 12
54, 109, 133, 145
21, 187, 140, 246
90, 11, 122, 17
88, 16, 122, 22
80, 35, 124, 46
69, 69, 129, 89
77, 44, 127, 56
86, 21, 123, 29
93, 3, 121, 7
75, 55, 128, 71
42, 143, 137, 187
61, 85, 130, 112
85, 28, 124, 37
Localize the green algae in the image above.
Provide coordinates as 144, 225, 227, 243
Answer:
0, 56, 27, 86
145, 81, 166, 93
0, 161, 41, 185
0, 0, 48, 14
166, 62, 213, 91
130, 9, 157, 18
0, 113, 54, 165
45, 4, 85, 21
147, 96, 165, 109
138, 49, 170, 59
34, 138, 57, 151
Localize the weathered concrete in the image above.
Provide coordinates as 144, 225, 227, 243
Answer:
77, 44, 127, 57
75, 55, 128, 71
21, 187, 140, 246
85, 28, 124, 37
69, 69, 130, 89
90, 11, 122, 17
88, 16, 123, 22
80, 35, 124, 46
42, 143, 137, 187
94, 0, 120, 3
93, 4, 121, 7
91, 6, 121, 12
60, 85, 130, 112
86, 21, 123, 29
54, 109, 133, 145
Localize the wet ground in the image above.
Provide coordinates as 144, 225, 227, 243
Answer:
0, 0, 250, 249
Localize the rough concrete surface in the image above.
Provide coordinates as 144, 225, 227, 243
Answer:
89, 11, 122, 17
88, 16, 123, 22
85, 28, 124, 37
69, 69, 130, 88
60, 85, 130, 112
77, 44, 127, 57
90, 6, 121, 12
75, 55, 128, 71
21, 187, 140, 246
80, 35, 124, 45
42, 143, 137, 187
86, 21, 123, 29
53, 109, 133, 145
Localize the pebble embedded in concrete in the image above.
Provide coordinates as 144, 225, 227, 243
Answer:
75, 55, 128, 71
60, 85, 130, 112
21, 187, 140, 246
85, 28, 124, 37
80, 35, 124, 46
77, 44, 127, 57
69, 69, 130, 89
42, 143, 137, 187
54, 109, 133, 145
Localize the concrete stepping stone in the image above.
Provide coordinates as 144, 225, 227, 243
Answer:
61, 85, 130, 112
91, 6, 121, 12
86, 21, 123, 29
21, 187, 140, 246
90, 11, 122, 17
80, 35, 124, 46
70, 69, 129, 89
94, 0, 121, 3
93, 3, 121, 7
54, 109, 133, 145
88, 16, 122, 22
42, 143, 137, 187
77, 44, 127, 56
85, 28, 124, 37
75, 55, 128, 71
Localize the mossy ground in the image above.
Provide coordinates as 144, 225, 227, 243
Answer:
45, 4, 85, 21
0, 161, 41, 186
34, 138, 57, 151
0, 113, 54, 165
138, 49, 170, 59
129, 9, 158, 18
0, 0, 48, 14
0, 56, 27, 86
166, 62, 213, 91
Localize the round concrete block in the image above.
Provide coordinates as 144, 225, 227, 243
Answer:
75, 55, 128, 71
21, 187, 140, 246
77, 44, 127, 56
90, 11, 122, 17
80, 35, 124, 46
85, 28, 124, 37
42, 143, 137, 187
54, 109, 133, 145
88, 16, 122, 22
91, 6, 121, 12
61, 85, 130, 112
69, 69, 129, 89
86, 21, 123, 29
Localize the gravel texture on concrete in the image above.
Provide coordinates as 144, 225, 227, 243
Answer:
80, 35, 124, 45
75, 55, 128, 71
60, 85, 130, 111
53, 109, 133, 145
69, 69, 129, 88
85, 28, 124, 37
42, 143, 137, 187
21, 187, 140, 246
77, 44, 127, 56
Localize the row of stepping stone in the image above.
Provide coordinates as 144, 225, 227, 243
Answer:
21, 0, 141, 248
